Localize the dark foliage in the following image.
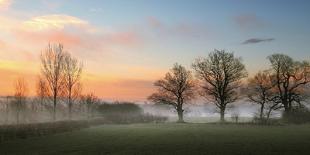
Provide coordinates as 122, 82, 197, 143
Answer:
282, 106, 310, 124
97, 102, 167, 123
0, 120, 89, 143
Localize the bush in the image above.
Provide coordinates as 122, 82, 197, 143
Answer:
282, 106, 310, 124
97, 102, 143, 116
0, 120, 89, 143
96, 102, 167, 123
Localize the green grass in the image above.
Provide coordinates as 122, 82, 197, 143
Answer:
1, 123, 310, 155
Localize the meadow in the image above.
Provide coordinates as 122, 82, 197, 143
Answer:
1, 123, 310, 155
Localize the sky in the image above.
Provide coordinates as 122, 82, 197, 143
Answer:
0, 0, 309, 101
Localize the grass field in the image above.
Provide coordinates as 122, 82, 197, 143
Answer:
1, 123, 310, 155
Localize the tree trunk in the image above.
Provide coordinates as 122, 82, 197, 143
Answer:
220, 107, 225, 122
267, 108, 272, 121
260, 104, 264, 120
5, 97, 9, 123
68, 92, 72, 120
283, 100, 291, 114
53, 93, 57, 121
16, 104, 20, 124
177, 108, 184, 123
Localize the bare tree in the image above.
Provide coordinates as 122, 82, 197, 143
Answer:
13, 78, 28, 124
267, 54, 310, 113
36, 76, 49, 110
192, 49, 247, 122
63, 52, 83, 119
247, 71, 274, 120
148, 63, 195, 123
81, 93, 100, 119
40, 43, 66, 121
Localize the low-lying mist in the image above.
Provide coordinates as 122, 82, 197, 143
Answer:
0, 96, 305, 125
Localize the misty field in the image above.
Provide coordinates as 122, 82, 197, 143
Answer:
1, 123, 310, 155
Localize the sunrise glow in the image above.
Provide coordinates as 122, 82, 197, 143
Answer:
0, 0, 309, 101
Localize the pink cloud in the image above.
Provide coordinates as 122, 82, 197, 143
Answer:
0, 39, 6, 48
147, 16, 163, 29
14, 30, 82, 47
0, 0, 11, 11
146, 16, 207, 38
104, 31, 140, 46
233, 13, 266, 30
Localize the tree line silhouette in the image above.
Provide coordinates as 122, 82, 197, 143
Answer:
149, 49, 310, 123
0, 43, 309, 124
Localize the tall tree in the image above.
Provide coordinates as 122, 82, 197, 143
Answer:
148, 63, 195, 123
63, 52, 83, 119
193, 49, 247, 122
267, 54, 310, 113
14, 78, 28, 124
40, 43, 65, 121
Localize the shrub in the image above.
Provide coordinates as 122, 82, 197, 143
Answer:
0, 120, 89, 143
282, 106, 310, 124
96, 102, 167, 123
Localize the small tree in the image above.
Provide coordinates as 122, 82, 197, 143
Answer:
63, 52, 83, 119
231, 112, 240, 123
148, 63, 195, 123
36, 76, 49, 110
193, 49, 247, 122
247, 71, 274, 120
40, 43, 66, 121
13, 78, 28, 124
81, 93, 100, 119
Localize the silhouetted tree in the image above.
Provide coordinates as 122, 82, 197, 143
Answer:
193, 50, 247, 122
247, 71, 274, 120
267, 54, 310, 113
81, 93, 100, 119
36, 76, 49, 110
148, 63, 195, 123
63, 52, 83, 119
13, 78, 28, 124
40, 43, 66, 121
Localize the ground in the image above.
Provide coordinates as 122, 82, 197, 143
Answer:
1, 123, 310, 155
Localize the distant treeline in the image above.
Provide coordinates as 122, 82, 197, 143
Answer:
0, 43, 309, 125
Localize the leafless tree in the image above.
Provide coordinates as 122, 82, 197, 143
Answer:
192, 49, 247, 122
247, 71, 274, 120
36, 76, 49, 110
40, 43, 66, 121
63, 52, 83, 119
13, 78, 28, 124
148, 63, 196, 123
267, 54, 310, 113
81, 93, 100, 119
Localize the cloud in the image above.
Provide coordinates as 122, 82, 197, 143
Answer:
233, 13, 266, 30
0, 13, 143, 98
3, 14, 141, 54
0, 39, 6, 48
0, 13, 142, 63
0, 0, 11, 10
41, 0, 62, 10
146, 16, 207, 38
147, 16, 163, 29
22, 14, 89, 31
242, 38, 275, 44
0, 15, 20, 32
